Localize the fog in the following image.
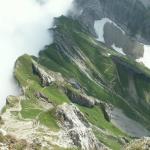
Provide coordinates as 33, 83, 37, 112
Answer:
0, 0, 74, 109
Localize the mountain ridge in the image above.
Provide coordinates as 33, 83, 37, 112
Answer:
0, 1, 150, 149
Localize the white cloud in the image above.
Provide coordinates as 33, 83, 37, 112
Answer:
0, 0, 74, 108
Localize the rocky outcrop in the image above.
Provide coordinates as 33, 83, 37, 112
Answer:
65, 88, 96, 107
0, 133, 41, 150
125, 137, 150, 150
6, 96, 20, 108
35, 92, 49, 101
68, 79, 81, 89
35, 92, 54, 110
56, 103, 109, 150
32, 61, 64, 87
65, 87, 114, 121
32, 61, 55, 87
97, 101, 113, 122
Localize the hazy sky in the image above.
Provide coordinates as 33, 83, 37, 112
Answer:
0, 0, 73, 108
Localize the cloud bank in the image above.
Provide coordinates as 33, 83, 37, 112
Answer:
0, 0, 74, 108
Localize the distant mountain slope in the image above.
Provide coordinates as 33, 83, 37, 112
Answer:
0, 0, 150, 149
74, 0, 150, 44
39, 16, 150, 132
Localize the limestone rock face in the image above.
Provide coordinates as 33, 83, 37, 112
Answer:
65, 88, 96, 107
56, 103, 109, 150
98, 101, 113, 122
68, 79, 81, 90
32, 62, 55, 87
6, 96, 20, 108
32, 61, 64, 87
0, 133, 42, 150
125, 137, 150, 150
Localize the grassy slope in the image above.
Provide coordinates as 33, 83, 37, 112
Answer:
39, 16, 150, 126
11, 16, 150, 149
78, 105, 127, 150
15, 54, 127, 150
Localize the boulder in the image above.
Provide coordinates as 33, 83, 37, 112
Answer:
56, 103, 110, 150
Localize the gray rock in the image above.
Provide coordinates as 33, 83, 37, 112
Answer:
56, 103, 110, 150
35, 92, 53, 110
68, 79, 81, 90
35, 92, 49, 101
118, 137, 129, 145
98, 101, 113, 122
125, 137, 150, 150
65, 86, 113, 122
65, 88, 96, 107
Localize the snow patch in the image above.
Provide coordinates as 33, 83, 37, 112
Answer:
111, 44, 126, 55
94, 18, 125, 43
136, 45, 150, 69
